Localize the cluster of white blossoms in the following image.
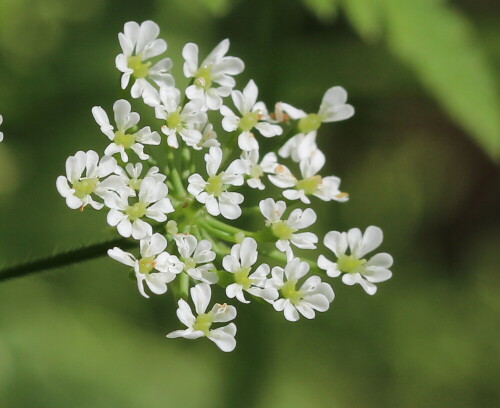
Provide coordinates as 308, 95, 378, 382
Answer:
56, 21, 393, 352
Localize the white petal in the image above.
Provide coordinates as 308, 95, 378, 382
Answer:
208, 324, 237, 352
191, 283, 211, 315
108, 248, 136, 267
239, 237, 258, 268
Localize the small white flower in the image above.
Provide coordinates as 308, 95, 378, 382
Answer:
223, 238, 278, 304
183, 39, 244, 110
221, 80, 283, 151
146, 86, 206, 149
279, 87, 354, 162
187, 147, 246, 220
106, 176, 174, 239
114, 163, 166, 197
240, 150, 278, 190
167, 283, 237, 352
56, 150, 120, 210
116, 20, 174, 99
259, 198, 318, 255
280, 151, 349, 204
0, 114, 4, 142
92, 100, 161, 162
267, 258, 334, 322
279, 131, 318, 163
194, 123, 220, 149
281, 86, 355, 130
318, 226, 393, 295
174, 234, 218, 284
108, 233, 182, 298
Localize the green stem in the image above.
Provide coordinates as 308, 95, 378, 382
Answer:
200, 221, 238, 243
179, 272, 190, 299
200, 228, 230, 256
203, 216, 256, 238
0, 237, 135, 283
166, 149, 185, 197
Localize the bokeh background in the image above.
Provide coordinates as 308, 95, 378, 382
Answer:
0, 0, 499, 407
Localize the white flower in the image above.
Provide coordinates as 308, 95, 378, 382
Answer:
106, 176, 174, 239
278, 131, 318, 163
0, 114, 4, 142
108, 233, 182, 298
116, 20, 174, 99
276, 151, 349, 204
174, 234, 218, 284
318, 226, 393, 295
221, 80, 283, 151
223, 238, 278, 304
147, 86, 206, 149
182, 39, 244, 110
114, 163, 166, 197
194, 123, 220, 149
259, 198, 318, 254
281, 86, 354, 130
167, 283, 237, 352
279, 87, 354, 162
240, 150, 278, 190
267, 258, 334, 321
56, 150, 120, 210
92, 100, 161, 162
187, 146, 246, 220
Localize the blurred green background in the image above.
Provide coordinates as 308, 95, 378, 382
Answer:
0, 0, 499, 407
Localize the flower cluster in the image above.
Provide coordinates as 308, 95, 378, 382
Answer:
56, 21, 393, 352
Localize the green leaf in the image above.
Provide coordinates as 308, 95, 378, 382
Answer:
340, 0, 382, 41
381, 0, 500, 159
302, 0, 339, 21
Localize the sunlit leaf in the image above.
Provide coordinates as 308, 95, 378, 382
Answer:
382, 0, 500, 159
340, 0, 382, 41
302, 0, 339, 21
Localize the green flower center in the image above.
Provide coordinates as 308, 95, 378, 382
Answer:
128, 178, 142, 191
271, 221, 296, 240
166, 108, 183, 131
138, 256, 156, 275
114, 130, 136, 149
125, 202, 148, 221
194, 66, 213, 90
249, 164, 264, 179
183, 257, 197, 271
205, 173, 225, 197
337, 255, 366, 274
239, 111, 260, 132
72, 178, 99, 199
234, 267, 253, 290
296, 175, 322, 195
280, 280, 302, 305
127, 55, 151, 79
298, 113, 322, 133
193, 312, 213, 336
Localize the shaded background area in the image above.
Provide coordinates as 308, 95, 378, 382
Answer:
0, 0, 499, 407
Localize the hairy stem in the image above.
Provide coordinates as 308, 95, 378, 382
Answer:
0, 237, 134, 283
